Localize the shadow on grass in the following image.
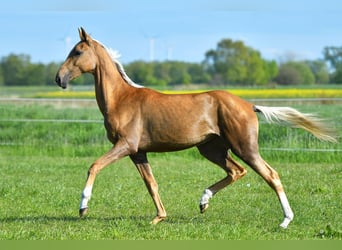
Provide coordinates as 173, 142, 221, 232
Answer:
0, 213, 209, 226
0, 215, 148, 223
0, 215, 82, 223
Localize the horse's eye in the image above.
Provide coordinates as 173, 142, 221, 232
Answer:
74, 50, 82, 56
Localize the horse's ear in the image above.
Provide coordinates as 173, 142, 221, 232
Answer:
78, 27, 91, 43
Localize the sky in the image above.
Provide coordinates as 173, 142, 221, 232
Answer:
1, 0, 342, 64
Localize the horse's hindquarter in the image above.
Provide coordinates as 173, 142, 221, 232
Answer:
138, 91, 221, 151
209, 90, 259, 155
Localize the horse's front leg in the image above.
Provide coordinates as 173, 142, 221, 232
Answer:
79, 139, 132, 217
130, 153, 166, 225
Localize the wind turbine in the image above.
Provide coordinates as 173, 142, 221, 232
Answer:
149, 36, 155, 61
139, 27, 161, 61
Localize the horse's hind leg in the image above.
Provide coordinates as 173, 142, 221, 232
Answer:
197, 138, 247, 213
241, 153, 294, 228
130, 153, 166, 225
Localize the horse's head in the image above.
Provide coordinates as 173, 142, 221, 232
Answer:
56, 27, 97, 89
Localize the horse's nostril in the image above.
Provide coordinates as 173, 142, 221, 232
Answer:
55, 75, 61, 84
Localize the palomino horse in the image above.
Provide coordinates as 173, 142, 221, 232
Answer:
56, 28, 337, 228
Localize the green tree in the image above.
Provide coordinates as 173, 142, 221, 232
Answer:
245, 51, 278, 85
245, 50, 264, 85
275, 62, 315, 85
264, 60, 279, 82
204, 39, 277, 85
153, 62, 170, 86
305, 60, 329, 84
323, 46, 342, 83
275, 64, 302, 85
210, 39, 248, 84
1, 54, 30, 85
188, 63, 211, 84
125, 61, 157, 86
1, 53, 56, 86
125, 60, 211, 86
0, 66, 4, 86
332, 65, 342, 83
168, 62, 191, 85
323, 46, 342, 68
25, 63, 46, 85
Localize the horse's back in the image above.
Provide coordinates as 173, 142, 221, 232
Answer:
139, 88, 257, 133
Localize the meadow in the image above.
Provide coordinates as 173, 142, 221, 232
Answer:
0, 88, 341, 240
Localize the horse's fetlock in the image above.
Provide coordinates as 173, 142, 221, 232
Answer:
272, 178, 282, 188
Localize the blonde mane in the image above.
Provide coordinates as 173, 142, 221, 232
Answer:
95, 39, 144, 88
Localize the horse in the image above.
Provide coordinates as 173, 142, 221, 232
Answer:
55, 27, 337, 228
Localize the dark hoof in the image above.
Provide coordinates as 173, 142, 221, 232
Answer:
200, 203, 209, 213
79, 207, 88, 217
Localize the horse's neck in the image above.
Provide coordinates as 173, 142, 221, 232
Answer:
93, 49, 129, 117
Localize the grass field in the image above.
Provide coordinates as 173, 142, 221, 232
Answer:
0, 93, 341, 239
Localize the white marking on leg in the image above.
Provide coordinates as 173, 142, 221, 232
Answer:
200, 189, 213, 205
80, 185, 93, 210
279, 192, 294, 228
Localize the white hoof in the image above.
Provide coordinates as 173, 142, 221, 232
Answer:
279, 217, 292, 229
199, 189, 212, 205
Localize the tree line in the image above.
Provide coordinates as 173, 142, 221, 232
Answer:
1, 39, 342, 87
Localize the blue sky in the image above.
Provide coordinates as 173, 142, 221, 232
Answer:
1, 0, 342, 64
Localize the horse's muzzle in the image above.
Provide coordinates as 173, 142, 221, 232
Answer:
55, 74, 67, 89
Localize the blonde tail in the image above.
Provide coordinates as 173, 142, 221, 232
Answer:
254, 105, 338, 143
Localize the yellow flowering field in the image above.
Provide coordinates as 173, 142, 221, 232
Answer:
35, 91, 95, 98
232, 89, 342, 98
35, 88, 342, 99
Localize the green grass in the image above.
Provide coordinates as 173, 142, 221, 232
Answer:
0, 155, 341, 239
0, 101, 341, 239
